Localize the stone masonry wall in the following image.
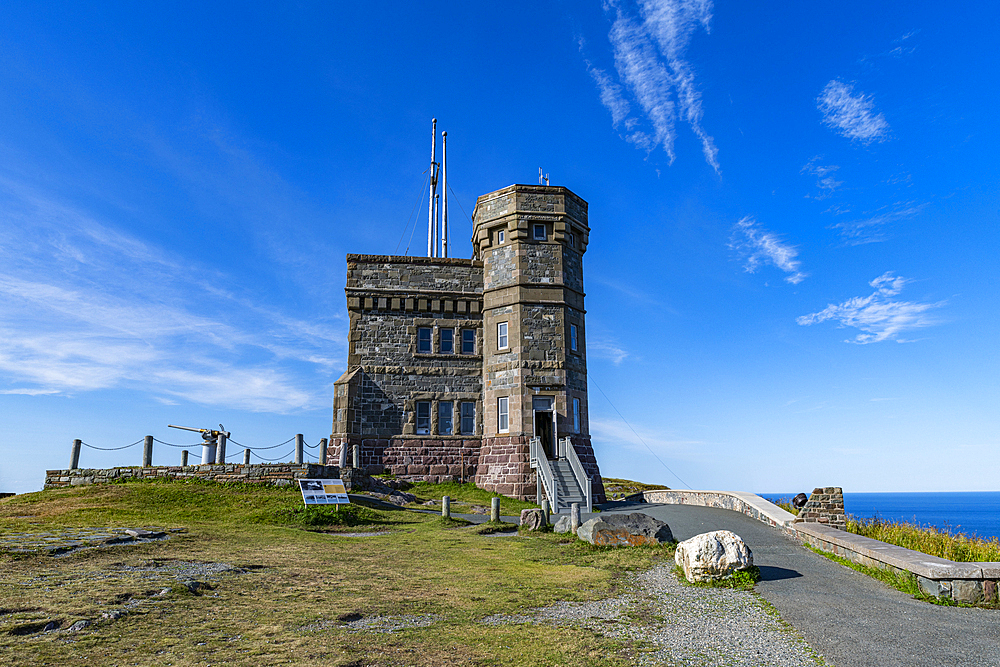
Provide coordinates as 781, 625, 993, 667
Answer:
328, 436, 480, 485
793, 486, 846, 530
475, 435, 535, 500
44, 463, 344, 489
569, 435, 607, 504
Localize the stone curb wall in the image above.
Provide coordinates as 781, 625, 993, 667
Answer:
795, 522, 1000, 604
638, 489, 797, 534
44, 463, 344, 489
793, 486, 846, 530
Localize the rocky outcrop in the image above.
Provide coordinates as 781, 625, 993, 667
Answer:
675, 530, 754, 582
577, 513, 673, 546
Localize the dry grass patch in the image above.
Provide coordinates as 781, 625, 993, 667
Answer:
0, 480, 670, 666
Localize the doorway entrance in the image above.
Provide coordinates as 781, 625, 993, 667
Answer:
532, 396, 557, 459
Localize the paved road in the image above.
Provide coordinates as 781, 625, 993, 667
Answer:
598, 501, 1000, 667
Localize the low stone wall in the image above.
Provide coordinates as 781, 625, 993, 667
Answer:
44, 463, 345, 489
475, 436, 535, 499
796, 522, 1000, 604
329, 437, 480, 485
638, 489, 797, 534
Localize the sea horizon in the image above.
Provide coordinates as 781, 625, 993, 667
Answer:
761, 491, 1000, 542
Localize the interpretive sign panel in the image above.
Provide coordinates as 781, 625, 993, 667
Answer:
298, 479, 350, 505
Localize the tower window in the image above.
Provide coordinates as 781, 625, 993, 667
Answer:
461, 329, 476, 354
460, 401, 476, 435
498, 397, 509, 433
573, 398, 581, 433
416, 401, 431, 435
417, 327, 432, 353
533, 224, 546, 240
440, 328, 454, 354
568, 233, 575, 248
497, 229, 505, 244
497, 322, 508, 350
438, 401, 453, 435
570, 324, 578, 352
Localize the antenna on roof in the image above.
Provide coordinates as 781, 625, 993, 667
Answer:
442, 131, 448, 258
427, 119, 438, 258
538, 167, 549, 186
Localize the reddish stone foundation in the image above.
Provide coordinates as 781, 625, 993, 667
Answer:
328, 434, 606, 503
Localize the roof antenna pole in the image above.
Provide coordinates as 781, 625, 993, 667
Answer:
428, 118, 438, 258
442, 131, 448, 258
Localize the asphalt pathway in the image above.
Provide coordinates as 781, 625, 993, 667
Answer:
599, 501, 1000, 667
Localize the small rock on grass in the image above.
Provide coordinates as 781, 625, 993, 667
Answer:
519, 509, 546, 530
553, 515, 572, 534
66, 620, 90, 632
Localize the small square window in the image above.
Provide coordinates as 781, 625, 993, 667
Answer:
461, 329, 476, 354
438, 401, 453, 435
533, 224, 546, 240
497, 322, 508, 350
570, 324, 578, 352
460, 402, 476, 435
417, 327, 432, 353
416, 401, 431, 435
498, 397, 509, 433
497, 229, 505, 244
440, 328, 454, 354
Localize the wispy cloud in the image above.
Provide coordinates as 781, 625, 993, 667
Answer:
817, 80, 890, 144
0, 178, 345, 412
588, 339, 629, 365
729, 217, 807, 284
796, 272, 945, 343
801, 157, 843, 199
829, 201, 926, 245
583, 0, 719, 172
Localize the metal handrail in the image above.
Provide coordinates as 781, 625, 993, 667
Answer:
560, 436, 593, 513
529, 436, 558, 511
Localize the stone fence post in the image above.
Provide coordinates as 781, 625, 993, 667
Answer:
442, 496, 451, 519
142, 435, 153, 467
181, 450, 189, 466
294, 434, 304, 464
243, 448, 251, 465
319, 438, 328, 465
70, 439, 81, 470
490, 497, 500, 522
217, 433, 227, 464
353, 444, 360, 469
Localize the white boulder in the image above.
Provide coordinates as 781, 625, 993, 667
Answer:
675, 530, 754, 582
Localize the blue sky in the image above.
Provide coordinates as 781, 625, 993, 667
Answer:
1, 1, 997, 494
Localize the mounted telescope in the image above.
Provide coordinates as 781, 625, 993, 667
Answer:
168, 424, 231, 465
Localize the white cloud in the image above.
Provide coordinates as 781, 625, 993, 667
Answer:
729, 217, 807, 284
796, 272, 945, 344
801, 157, 843, 199
588, 339, 630, 365
585, 0, 719, 172
828, 202, 926, 245
817, 80, 890, 143
0, 179, 345, 412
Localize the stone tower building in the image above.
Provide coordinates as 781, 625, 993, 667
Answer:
328, 184, 606, 504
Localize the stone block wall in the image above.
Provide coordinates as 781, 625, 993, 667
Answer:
328, 436, 480, 486
794, 486, 846, 530
475, 435, 536, 499
44, 463, 344, 489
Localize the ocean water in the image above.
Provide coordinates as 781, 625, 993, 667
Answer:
764, 492, 1000, 542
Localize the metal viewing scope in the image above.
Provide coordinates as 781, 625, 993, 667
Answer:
167, 424, 230, 443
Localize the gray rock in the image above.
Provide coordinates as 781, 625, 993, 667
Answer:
43, 621, 59, 632
66, 620, 90, 632
553, 515, 572, 534
184, 580, 214, 594
577, 513, 673, 546
675, 530, 753, 582
519, 509, 546, 530
387, 491, 416, 505
917, 576, 952, 599
952, 580, 984, 604
101, 610, 126, 621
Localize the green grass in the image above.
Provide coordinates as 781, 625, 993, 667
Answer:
602, 478, 667, 501
405, 479, 539, 515
0, 478, 674, 666
674, 565, 761, 591
845, 515, 1000, 563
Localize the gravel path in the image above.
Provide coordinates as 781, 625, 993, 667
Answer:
601, 502, 1000, 667
482, 562, 825, 666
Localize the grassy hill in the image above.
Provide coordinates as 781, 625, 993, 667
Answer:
0, 479, 671, 666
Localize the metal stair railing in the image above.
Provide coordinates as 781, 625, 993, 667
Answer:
559, 436, 593, 513
529, 436, 558, 511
